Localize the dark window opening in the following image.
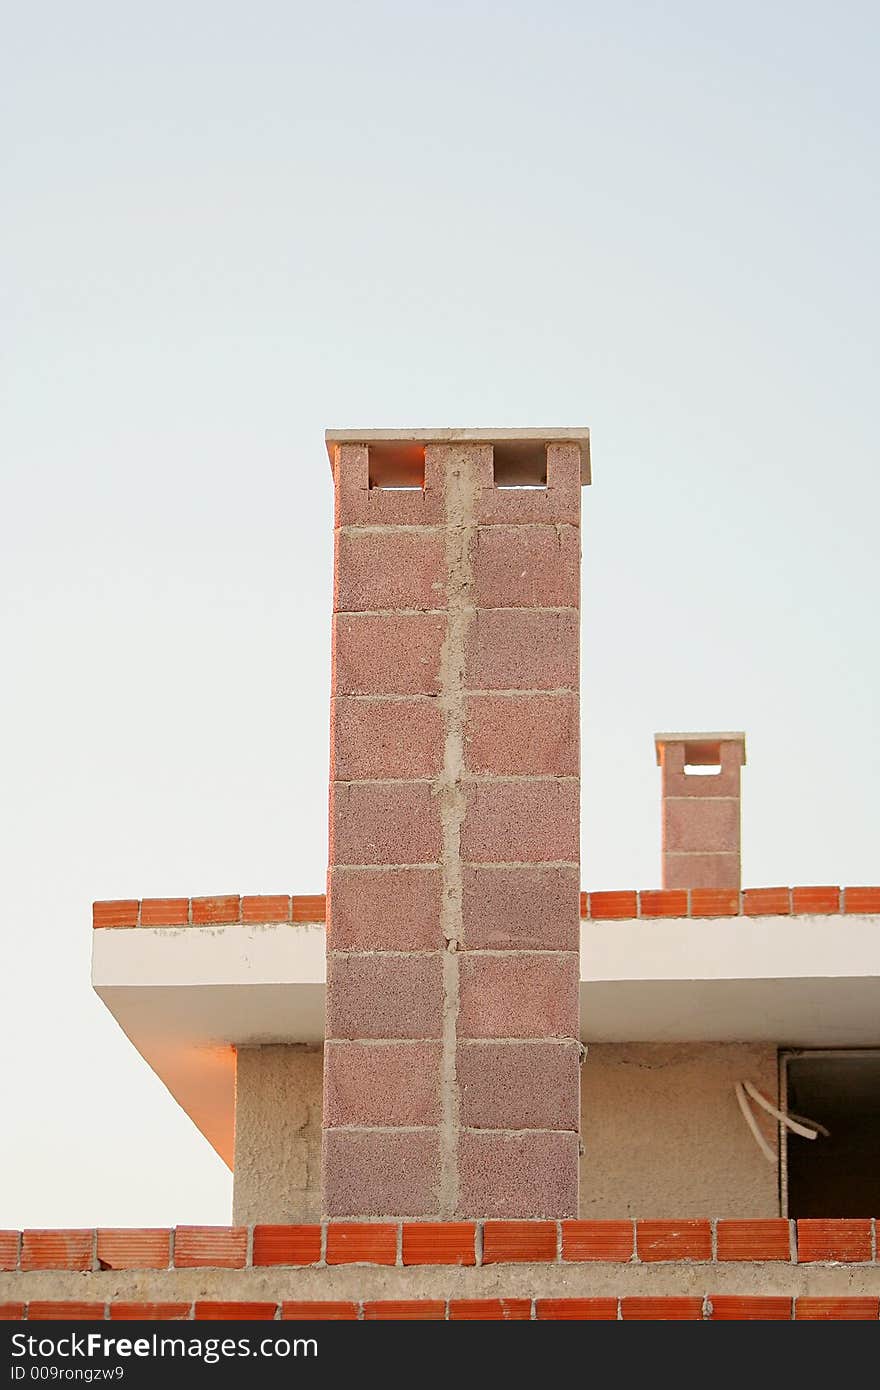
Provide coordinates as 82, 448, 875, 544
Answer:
784, 1050, 880, 1218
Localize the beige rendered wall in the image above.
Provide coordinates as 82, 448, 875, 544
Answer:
233, 1041, 779, 1221
233, 1044, 323, 1224
580, 1042, 779, 1218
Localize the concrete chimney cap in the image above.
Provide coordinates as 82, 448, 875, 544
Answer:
654, 731, 747, 767
324, 428, 592, 485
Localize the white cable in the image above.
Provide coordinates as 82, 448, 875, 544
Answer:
787, 1106, 831, 1139
742, 1080, 822, 1140
735, 1082, 776, 1164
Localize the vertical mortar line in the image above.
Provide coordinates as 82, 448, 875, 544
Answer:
319, 1220, 327, 1267
475, 1220, 483, 1266
872, 1218, 877, 1264
436, 448, 480, 1219
395, 1222, 403, 1267
710, 1218, 717, 1261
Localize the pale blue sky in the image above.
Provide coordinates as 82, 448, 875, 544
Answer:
2, 1, 878, 1224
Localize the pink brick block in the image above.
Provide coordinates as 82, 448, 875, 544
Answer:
331, 697, 444, 781
662, 764, 741, 798
460, 781, 579, 864
464, 609, 579, 691
333, 442, 443, 527
477, 474, 580, 528
334, 613, 446, 695
330, 782, 442, 865
327, 866, 443, 950
324, 1041, 441, 1126
322, 1130, 441, 1219
461, 865, 579, 950
471, 525, 580, 609
477, 442, 581, 525
664, 853, 740, 889
457, 1040, 579, 1129
334, 531, 445, 613
326, 954, 442, 1039
458, 953, 579, 1039
464, 693, 578, 776
664, 798, 739, 853
457, 1131, 578, 1218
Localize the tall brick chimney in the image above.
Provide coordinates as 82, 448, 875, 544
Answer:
323, 429, 590, 1220
654, 732, 746, 890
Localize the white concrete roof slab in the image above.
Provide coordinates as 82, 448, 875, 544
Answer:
93, 914, 880, 1167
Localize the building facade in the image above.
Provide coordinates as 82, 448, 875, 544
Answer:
4, 429, 880, 1320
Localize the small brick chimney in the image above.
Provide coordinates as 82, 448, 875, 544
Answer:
654, 732, 746, 890
323, 429, 590, 1220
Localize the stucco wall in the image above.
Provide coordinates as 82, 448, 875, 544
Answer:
580, 1042, 779, 1217
233, 1044, 323, 1224
232, 1041, 778, 1221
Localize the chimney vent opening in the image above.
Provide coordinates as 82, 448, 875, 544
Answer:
493, 441, 548, 489
683, 739, 722, 769
368, 442, 425, 490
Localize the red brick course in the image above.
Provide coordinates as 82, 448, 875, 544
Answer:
173, 1227, 247, 1269
96, 1229, 170, 1270
93, 885, 880, 928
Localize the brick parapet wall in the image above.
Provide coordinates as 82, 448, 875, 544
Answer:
92, 887, 880, 928
3, 1222, 880, 1320
3, 1296, 878, 1320
3, 1218, 878, 1271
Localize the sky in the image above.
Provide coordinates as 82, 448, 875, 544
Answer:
2, 0, 878, 1227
